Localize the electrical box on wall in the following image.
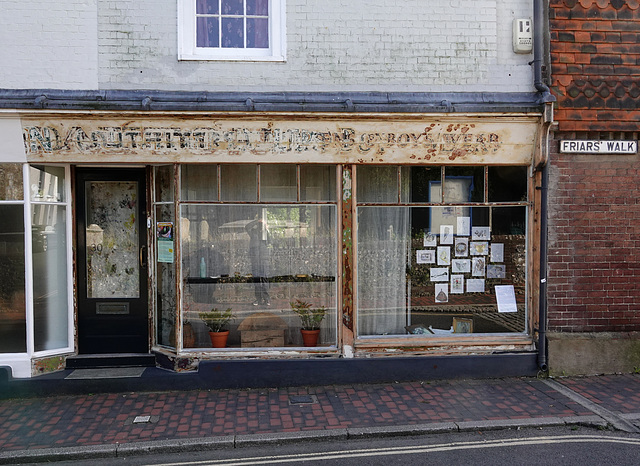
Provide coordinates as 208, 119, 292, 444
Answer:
513, 18, 533, 54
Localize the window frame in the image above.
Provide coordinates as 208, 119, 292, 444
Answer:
178, 0, 287, 62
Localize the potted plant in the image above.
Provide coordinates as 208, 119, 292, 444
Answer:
199, 308, 235, 348
290, 299, 326, 347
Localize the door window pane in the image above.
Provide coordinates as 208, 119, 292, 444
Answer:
0, 205, 26, 352
85, 181, 139, 298
156, 204, 176, 349
155, 165, 175, 203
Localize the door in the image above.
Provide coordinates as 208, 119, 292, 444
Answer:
76, 168, 149, 354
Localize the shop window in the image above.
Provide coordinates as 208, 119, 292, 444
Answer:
300, 165, 337, 202
181, 164, 217, 201
488, 166, 528, 202
30, 166, 70, 352
356, 165, 529, 338
0, 164, 26, 352
180, 164, 338, 350
178, 0, 286, 61
221, 164, 257, 201
260, 165, 296, 202
154, 166, 177, 348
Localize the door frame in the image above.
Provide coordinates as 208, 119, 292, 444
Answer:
74, 167, 150, 354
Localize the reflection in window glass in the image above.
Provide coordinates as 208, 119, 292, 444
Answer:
181, 165, 217, 201
30, 166, 65, 202
32, 204, 68, 351
260, 165, 296, 202
0, 205, 26, 352
220, 165, 257, 201
181, 204, 337, 348
488, 166, 528, 202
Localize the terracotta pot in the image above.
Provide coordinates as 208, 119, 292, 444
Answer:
209, 330, 230, 348
300, 329, 320, 347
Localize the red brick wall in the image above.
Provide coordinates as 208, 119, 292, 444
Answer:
547, 133, 640, 332
550, 0, 640, 132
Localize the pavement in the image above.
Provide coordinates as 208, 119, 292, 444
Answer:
1, 370, 640, 464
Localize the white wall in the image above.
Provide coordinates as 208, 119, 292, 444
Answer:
0, 1, 99, 90
0, 0, 535, 93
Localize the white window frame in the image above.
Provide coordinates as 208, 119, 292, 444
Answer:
178, 0, 286, 61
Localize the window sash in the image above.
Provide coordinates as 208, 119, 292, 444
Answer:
178, 0, 286, 61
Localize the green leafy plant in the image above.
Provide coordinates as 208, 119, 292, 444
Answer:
290, 299, 326, 330
199, 308, 235, 333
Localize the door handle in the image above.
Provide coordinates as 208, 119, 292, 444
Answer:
140, 245, 147, 268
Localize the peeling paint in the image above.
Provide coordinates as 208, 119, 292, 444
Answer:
21, 116, 537, 165
341, 165, 353, 330
32, 355, 66, 376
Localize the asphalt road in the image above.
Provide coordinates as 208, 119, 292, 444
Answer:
26, 426, 640, 466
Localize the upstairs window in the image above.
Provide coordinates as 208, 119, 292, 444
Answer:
178, 0, 286, 61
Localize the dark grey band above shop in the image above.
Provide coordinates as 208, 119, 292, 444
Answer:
0, 90, 546, 114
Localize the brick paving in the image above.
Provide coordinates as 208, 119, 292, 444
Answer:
0, 375, 627, 453
558, 374, 640, 415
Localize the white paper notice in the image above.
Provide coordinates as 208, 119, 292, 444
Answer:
491, 243, 504, 263
457, 217, 470, 236
495, 285, 518, 313
466, 279, 485, 293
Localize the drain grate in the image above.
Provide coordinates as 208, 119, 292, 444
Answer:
288, 395, 318, 405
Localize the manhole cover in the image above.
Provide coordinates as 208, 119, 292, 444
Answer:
289, 395, 317, 405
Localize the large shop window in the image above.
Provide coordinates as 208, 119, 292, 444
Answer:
30, 166, 70, 352
0, 164, 26, 353
180, 164, 338, 350
356, 166, 529, 338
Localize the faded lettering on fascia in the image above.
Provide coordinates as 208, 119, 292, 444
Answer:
23, 125, 501, 157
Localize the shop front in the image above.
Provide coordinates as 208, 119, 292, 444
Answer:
1, 111, 544, 378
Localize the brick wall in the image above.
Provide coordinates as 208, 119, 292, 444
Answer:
547, 133, 640, 332
0, 1, 98, 90
550, 0, 640, 131
0, 0, 535, 93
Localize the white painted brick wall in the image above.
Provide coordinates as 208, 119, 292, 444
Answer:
0, 1, 99, 89
0, 0, 535, 93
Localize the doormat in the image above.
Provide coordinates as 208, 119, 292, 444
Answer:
65, 367, 146, 379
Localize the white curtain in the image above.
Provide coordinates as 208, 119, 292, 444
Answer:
357, 206, 410, 335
